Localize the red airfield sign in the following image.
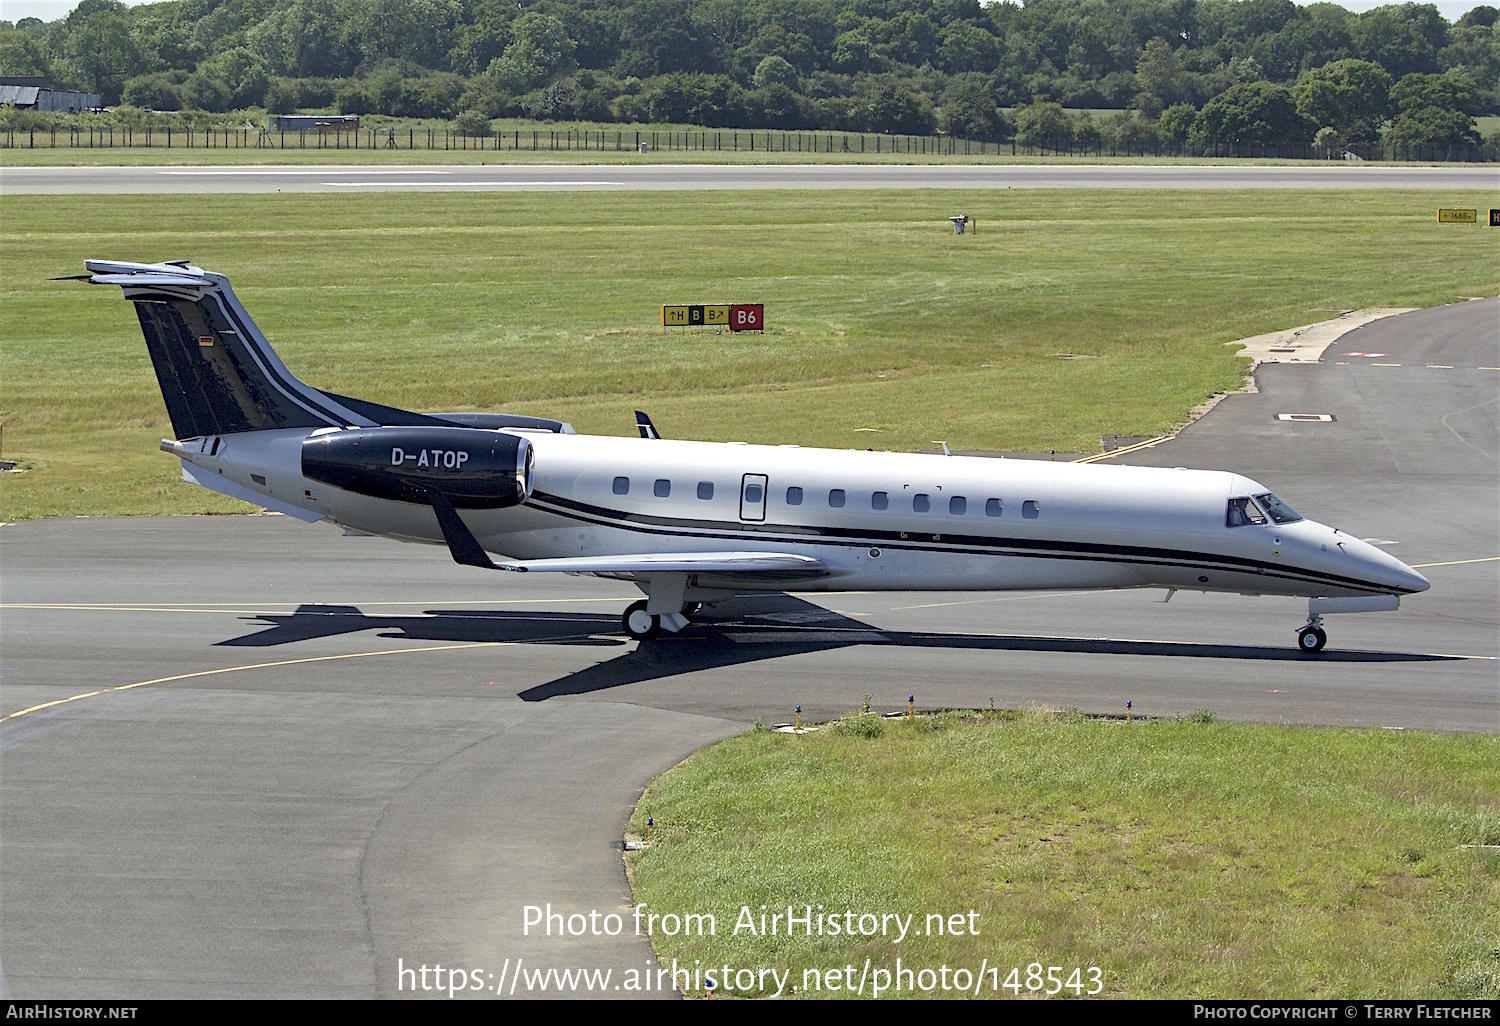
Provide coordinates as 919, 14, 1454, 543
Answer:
729, 304, 763, 331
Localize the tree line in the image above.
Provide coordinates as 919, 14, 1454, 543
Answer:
2, 0, 1496, 150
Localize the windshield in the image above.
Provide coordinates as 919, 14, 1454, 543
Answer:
1253, 492, 1303, 524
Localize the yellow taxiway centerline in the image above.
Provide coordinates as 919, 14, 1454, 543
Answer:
0, 641, 515, 724
1072, 435, 1173, 464
7, 556, 1496, 724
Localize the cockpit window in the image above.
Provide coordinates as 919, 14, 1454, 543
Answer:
1226, 496, 1267, 528
1253, 492, 1303, 524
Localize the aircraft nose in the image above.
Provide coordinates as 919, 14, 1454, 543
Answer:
1398, 564, 1431, 594
1346, 536, 1430, 594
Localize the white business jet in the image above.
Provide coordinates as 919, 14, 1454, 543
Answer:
69, 260, 1428, 652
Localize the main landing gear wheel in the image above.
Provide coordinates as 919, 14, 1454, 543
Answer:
1297, 626, 1328, 653
623, 600, 660, 640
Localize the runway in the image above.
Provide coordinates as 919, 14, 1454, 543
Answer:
1, 301, 1496, 998
3, 162, 1498, 193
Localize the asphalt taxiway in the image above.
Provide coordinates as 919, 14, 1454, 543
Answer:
3, 162, 1497, 193
1, 301, 1495, 998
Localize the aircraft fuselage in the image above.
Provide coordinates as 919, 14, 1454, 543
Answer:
168, 426, 1428, 602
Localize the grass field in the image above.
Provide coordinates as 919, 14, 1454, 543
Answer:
625, 709, 1500, 999
1, 188, 1495, 520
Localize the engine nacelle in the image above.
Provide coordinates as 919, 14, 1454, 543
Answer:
302, 426, 533, 508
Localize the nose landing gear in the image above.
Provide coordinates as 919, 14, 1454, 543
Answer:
1297, 613, 1327, 653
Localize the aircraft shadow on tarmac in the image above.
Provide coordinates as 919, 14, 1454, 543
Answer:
219, 595, 1454, 702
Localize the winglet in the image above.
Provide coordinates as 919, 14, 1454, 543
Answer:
635, 411, 661, 440
427, 490, 498, 569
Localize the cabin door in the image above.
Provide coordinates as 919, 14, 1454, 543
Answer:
739, 474, 768, 522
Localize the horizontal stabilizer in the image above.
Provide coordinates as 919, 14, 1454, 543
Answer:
493, 551, 826, 575
89, 272, 212, 288
84, 259, 201, 276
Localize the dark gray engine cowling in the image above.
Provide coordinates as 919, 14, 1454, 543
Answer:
302, 426, 533, 508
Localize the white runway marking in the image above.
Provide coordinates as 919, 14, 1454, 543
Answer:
322, 180, 623, 187
157, 168, 452, 175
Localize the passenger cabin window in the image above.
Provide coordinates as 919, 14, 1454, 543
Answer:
654, 479, 671, 498
1226, 496, 1267, 528
913, 493, 930, 513
829, 489, 846, 508
949, 496, 966, 515
697, 481, 714, 500
985, 498, 1003, 517
871, 491, 889, 510
744, 482, 763, 503
613, 476, 630, 495
786, 486, 803, 505
1022, 500, 1040, 519
1253, 492, 1303, 524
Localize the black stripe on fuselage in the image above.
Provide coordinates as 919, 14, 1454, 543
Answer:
523, 490, 1406, 595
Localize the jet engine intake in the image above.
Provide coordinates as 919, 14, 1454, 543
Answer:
302, 426, 533, 508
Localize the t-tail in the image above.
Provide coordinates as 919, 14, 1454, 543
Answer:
76, 260, 371, 436
70, 260, 572, 436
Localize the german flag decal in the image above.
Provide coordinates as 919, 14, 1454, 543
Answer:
198, 336, 214, 347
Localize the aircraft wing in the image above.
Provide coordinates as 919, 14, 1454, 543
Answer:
426, 492, 826, 578
493, 551, 826, 575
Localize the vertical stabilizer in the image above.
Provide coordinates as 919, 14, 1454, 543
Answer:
78, 260, 378, 439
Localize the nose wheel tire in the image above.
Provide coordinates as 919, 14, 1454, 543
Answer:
1297, 626, 1328, 653
623, 600, 660, 640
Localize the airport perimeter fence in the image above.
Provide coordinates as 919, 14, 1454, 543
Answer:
0, 125, 994, 155
1, 124, 1493, 162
